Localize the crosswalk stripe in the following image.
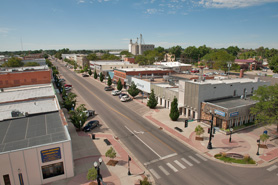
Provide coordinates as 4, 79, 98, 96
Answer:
267, 165, 278, 172
174, 160, 186, 169
181, 158, 193, 166
195, 153, 207, 161
149, 169, 161, 179
189, 156, 200, 164
159, 165, 170, 175
167, 163, 178, 172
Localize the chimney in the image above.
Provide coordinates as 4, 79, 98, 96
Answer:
239, 69, 244, 78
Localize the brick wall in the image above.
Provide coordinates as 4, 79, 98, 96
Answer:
0, 70, 51, 88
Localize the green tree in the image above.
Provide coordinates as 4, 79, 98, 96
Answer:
99, 72, 104, 82
24, 62, 40, 66
62, 87, 67, 100
140, 177, 152, 185
107, 74, 112, 86
147, 89, 158, 109
63, 92, 77, 111
83, 65, 88, 73
94, 69, 98, 79
251, 84, 278, 132
87, 166, 97, 181
135, 55, 148, 65
128, 81, 140, 98
195, 125, 204, 136
183, 46, 199, 62
87, 53, 98, 61
169, 97, 179, 121
69, 104, 87, 130
117, 79, 123, 91
2, 57, 24, 67
120, 50, 133, 57
105, 147, 116, 159
269, 55, 278, 73
88, 68, 92, 76
226, 46, 240, 57
169, 45, 183, 58
260, 133, 270, 144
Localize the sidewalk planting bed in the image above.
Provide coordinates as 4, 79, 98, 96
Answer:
214, 153, 256, 164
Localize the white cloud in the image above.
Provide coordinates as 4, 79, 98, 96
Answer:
0, 28, 10, 34
77, 0, 86, 4
145, 8, 164, 14
198, 0, 278, 8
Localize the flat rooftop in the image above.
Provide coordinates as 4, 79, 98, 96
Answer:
119, 68, 171, 72
0, 65, 49, 73
184, 77, 261, 85
206, 96, 256, 109
0, 111, 69, 154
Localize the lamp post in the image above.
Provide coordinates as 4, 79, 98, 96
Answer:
256, 139, 260, 155
229, 128, 233, 143
94, 158, 103, 185
207, 111, 214, 149
128, 155, 131, 175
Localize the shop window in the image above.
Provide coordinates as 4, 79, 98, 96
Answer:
233, 90, 236, 96
42, 162, 64, 179
3, 174, 11, 185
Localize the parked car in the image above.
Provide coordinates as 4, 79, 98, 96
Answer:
82, 74, 89, 77
59, 78, 65, 82
84, 110, 95, 117
64, 84, 72, 87
120, 94, 131, 102
118, 93, 127, 99
220, 73, 227, 76
65, 86, 72, 91
83, 120, 99, 132
111, 90, 121, 96
104, 86, 114, 91
191, 69, 199, 73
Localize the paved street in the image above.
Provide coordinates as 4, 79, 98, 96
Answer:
54, 59, 278, 185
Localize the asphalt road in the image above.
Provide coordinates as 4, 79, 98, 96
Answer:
53, 59, 278, 185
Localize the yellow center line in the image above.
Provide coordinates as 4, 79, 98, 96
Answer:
60, 65, 176, 153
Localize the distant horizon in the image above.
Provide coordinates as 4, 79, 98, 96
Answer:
1, 0, 278, 51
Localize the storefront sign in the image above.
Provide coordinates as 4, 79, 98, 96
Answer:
215, 110, 226, 117
230, 112, 239, 117
41, 147, 61, 163
131, 77, 151, 93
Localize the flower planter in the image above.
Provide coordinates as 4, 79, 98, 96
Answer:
195, 136, 204, 141
259, 144, 268, 149
106, 159, 118, 166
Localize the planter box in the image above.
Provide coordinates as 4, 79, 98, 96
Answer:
195, 136, 204, 141
106, 159, 118, 166
259, 144, 268, 149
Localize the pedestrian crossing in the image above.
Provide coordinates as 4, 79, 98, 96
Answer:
149, 153, 207, 179
266, 164, 278, 176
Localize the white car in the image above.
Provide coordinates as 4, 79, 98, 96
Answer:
111, 90, 121, 96
120, 94, 131, 102
65, 86, 72, 91
83, 110, 95, 117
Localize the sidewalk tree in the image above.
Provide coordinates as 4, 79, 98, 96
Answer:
147, 89, 158, 109
260, 133, 270, 144
117, 79, 123, 91
251, 84, 278, 132
94, 69, 98, 79
63, 92, 77, 111
128, 81, 140, 98
87, 166, 97, 181
88, 68, 92, 76
107, 74, 112, 86
83, 65, 88, 73
195, 125, 204, 136
99, 72, 104, 82
105, 147, 117, 159
169, 97, 179, 121
140, 177, 152, 185
62, 87, 67, 100
69, 104, 87, 130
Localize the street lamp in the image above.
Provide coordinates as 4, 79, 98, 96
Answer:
207, 111, 214, 149
256, 139, 260, 155
128, 155, 131, 175
229, 128, 233, 143
94, 157, 103, 185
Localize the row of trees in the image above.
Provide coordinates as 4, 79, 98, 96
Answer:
1, 57, 40, 67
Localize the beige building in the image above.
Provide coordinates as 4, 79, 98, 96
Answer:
89, 61, 139, 74
164, 53, 175, 62
128, 34, 154, 55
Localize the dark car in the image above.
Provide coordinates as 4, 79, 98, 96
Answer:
82, 74, 89, 77
104, 86, 114, 91
83, 120, 99, 132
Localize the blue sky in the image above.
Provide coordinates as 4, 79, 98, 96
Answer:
1, 0, 278, 51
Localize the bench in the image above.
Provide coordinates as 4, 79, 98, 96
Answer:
174, 127, 183, 132
104, 139, 111, 145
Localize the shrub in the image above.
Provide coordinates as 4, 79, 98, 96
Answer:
105, 147, 116, 159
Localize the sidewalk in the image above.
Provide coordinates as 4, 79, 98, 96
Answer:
139, 103, 278, 167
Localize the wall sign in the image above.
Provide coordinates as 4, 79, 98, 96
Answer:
215, 110, 226, 117
230, 112, 239, 117
41, 147, 61, 163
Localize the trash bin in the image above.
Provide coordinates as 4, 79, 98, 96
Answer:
263, 130, 268, 135
208, 128, 211, 134
92, 134, 95, 140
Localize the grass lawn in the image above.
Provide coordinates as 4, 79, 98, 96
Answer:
214, 154, 256, 164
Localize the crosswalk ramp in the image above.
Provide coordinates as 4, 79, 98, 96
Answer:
149, 153, 207, 179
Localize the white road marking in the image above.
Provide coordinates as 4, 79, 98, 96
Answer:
125, 126, 161, 158
174, 160, 186, 169
181, 158, 193, 167
159, 166, 170, 176
134, 130, 144, 134
195, 153, 208, 161
189, 156, 200, 164
267, 165, 278, 172
167, 163, 178, 172
149, 169, 161, 179
144, 153, 177, 166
